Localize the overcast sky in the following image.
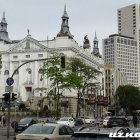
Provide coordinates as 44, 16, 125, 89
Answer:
0, 0, 140, 53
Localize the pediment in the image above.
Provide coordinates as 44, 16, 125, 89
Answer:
8, 35, 48, 53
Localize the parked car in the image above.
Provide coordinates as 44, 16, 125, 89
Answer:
73, 118, 85, 132
15, 117, 37, 132
126, 116, 133, 121
37, 117, 56, 123
103, 116, 129, 128
74, 118, 84, 126
70, 127, 135, 140
15, 123, 74, 140
57, 117, 75, 128
93, 117, 103, 125
84, 116, 96, 124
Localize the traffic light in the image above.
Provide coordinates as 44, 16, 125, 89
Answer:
12, 93, 17, 101
60, 56, 65, 68
3, 93, 10, 102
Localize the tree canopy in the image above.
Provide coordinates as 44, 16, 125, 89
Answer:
116, 85, 140, 114
42, 53, 102, 117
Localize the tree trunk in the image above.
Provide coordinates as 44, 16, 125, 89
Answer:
76, 90, 80, 117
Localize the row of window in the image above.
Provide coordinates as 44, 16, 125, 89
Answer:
117, 66, 137, 71
104, 38, 137, 46
117, 58, 137, 63
13, 54, 43, 59
4, 68, 45, 75
104, 46, 137, 53
117, 66, 138, 73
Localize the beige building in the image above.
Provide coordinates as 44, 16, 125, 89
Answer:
104, 63, 128, 106
118, 4, 140, 86
103, 34, 136, 86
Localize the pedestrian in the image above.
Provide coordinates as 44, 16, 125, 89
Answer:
0, 115, 2, 127
132, 112, 139, 127
3, 114, 6, 127
2, 114, 6, 127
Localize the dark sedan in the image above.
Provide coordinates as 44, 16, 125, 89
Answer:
15, 117, 37, 132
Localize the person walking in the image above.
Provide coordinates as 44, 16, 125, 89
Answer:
132, 112, 139, 127
0, 115, 2, 127
2, 114, 6, 127
3, 114, 6, 127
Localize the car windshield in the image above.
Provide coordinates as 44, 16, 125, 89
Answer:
23, 124, 55, 134
19, 118, 32, 123
59, 117, 69, 121
70, 133, 118, 140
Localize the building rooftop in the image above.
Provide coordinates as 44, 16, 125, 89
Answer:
109, 34, 134, 39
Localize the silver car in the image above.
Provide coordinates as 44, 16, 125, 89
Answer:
15, 123, 74, 140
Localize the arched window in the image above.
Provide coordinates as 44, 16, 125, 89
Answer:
4, 70, 9, 75
38, 68, 44, 74
26, 68, 32, 83
26, 68, 32, 74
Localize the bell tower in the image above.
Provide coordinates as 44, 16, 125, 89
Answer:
57, 5, 73, 39
92, 32, 101, 57
0, 12, 11, 43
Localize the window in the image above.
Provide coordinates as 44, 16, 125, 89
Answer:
117, 37, 120, 43
59, 126, 68, 135
131, 40, 134, 46
38, 54, 43, 57
104, 39, 108, 45
38, 68, 44, 74
13, 56, 18, 59
66, 126, 74, 135
26, 68, 32, 74
124, 39, 127, 44
121, 38, 123, 44
128, 40, 130, 45
110, 38, 114, 44
4, 70, 9, 75
26, 55, 30, 58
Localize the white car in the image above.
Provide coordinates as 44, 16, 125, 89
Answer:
84, 117, 96, 124
57, 117, 75, 128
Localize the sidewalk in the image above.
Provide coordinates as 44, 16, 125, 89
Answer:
0, 126, 15, 136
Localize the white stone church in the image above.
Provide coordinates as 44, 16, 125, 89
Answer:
0, 7, 105, 103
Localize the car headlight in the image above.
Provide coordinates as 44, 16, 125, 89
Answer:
25, 124, 29, 127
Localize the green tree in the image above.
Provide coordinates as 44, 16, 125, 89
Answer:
43, 53, 73, 118
116, 85, 140, 114
67, 57, 102, 117
42, 54, 101, 118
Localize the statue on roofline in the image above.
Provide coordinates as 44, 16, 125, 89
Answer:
84, 35, 89, 44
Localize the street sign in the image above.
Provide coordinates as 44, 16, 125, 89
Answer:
6, 86, 13, 92
6, 77, 14, 86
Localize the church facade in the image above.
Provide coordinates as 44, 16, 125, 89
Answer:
0, 8, 105, 116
